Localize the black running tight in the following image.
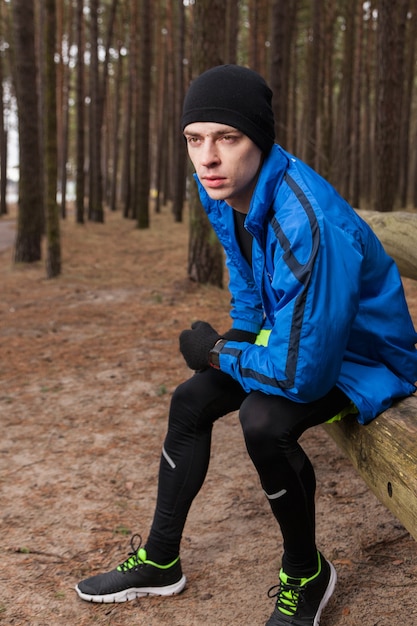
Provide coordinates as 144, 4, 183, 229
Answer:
145, 368, 350, 578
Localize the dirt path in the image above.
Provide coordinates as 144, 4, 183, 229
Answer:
1, 209, 417, 626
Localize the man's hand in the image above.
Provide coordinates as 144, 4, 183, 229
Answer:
179, 321, 221, 371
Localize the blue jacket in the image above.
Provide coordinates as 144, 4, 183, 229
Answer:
195, 144, 417, 424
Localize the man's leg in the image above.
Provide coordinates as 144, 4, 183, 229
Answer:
75, 368, 247, 602
145, 367, 247, 563
238, 387, 350, 625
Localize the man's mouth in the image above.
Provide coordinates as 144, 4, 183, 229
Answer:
202, 176, 226, 189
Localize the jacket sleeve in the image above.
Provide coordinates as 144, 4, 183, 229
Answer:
218, 206, 364, 402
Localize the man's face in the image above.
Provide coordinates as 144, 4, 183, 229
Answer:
183, 122, 263, 214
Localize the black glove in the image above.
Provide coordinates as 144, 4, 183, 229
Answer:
221, 328, 257, 343
179, 321, 221, 371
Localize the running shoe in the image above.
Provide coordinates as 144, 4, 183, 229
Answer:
265, 552, 336, 625
75, 534, 186, 603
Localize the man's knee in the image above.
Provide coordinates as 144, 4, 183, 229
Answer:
239, 394, 272, 443
239, 393, 292, 447
170, 375, 203, 419
169, 373, 220, 432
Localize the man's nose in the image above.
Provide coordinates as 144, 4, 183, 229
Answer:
200, 140, 219, 166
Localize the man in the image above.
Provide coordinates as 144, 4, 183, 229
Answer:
76, 65, 417, 626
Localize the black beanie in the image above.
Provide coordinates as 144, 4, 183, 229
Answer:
181, 65, 275, 154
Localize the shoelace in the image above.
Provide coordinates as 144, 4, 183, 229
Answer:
268, 580, 304, 616
117, 533, 145, 572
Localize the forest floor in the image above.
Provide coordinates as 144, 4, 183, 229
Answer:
1, 205, 417, 626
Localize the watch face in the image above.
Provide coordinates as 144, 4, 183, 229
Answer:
210, 340, 225, 369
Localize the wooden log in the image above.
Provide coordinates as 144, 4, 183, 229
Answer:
323, 395, 417, 540
357, 210, 417, 281
321, 209, 417, 538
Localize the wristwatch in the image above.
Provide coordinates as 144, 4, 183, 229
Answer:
209, 339, 227, 369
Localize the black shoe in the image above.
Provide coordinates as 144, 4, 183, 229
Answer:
75, 535, 186, 603
266, 552, 336, 625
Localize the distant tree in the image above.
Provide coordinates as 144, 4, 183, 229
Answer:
11, 0, 43, 263
332, 0, 356, 199
225, 0, 239, 64
0, 0, 7, 216
121, 0, 136, 218
399, 7, 417, 208
135, 0, 152, 229
318, 0, 335, 180
56, 0, 64, 216
171, 0, 187, 223
248, 0, 269, 75
414, 131, 417, 207
88, 0, 104, 222
375, 0, 409, 211
153, 2, 170, 214
187, 0, 227, 287
44, 0, 61, 278
75, 0, 85, 224
57, 0, 73, 219
109, 40, 124, 212
351, 0, 364, 208
97, 0, 118, 212
361, 3, 377, 205
304, 0, 322, 169
159, 0, 184, 212
270, 0, 298, 148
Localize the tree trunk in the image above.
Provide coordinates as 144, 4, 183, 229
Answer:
97, 0, 118, 212
0, 0, 7, 216
44, 0, 61, 278
153, 3, 168, 215
374, 0, 409, 212
135, 0, 152, 229
225, 0, 239, 64
414, 124, 417, 207
350, 0, 364, 208
75, 0, 85, 224
361, 7, 375, 205
270, 0, 298, 148
399, 8, 417, 208
333, 1, 356, 198
58, 0, 73, 219
248, 0, 269, 75
60, 66, 70, 219
109, 44, 123, 212
121, 0, 136, 219
171, 0, 187, 223
304, 0, 321, 169
187, 0, 228, 287
88, 0, 104, 222
56, 0, 64, 216
318, 0, 335, 180
11, 0, 43, 263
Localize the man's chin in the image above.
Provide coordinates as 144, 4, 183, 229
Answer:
203, 187, 229, 202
